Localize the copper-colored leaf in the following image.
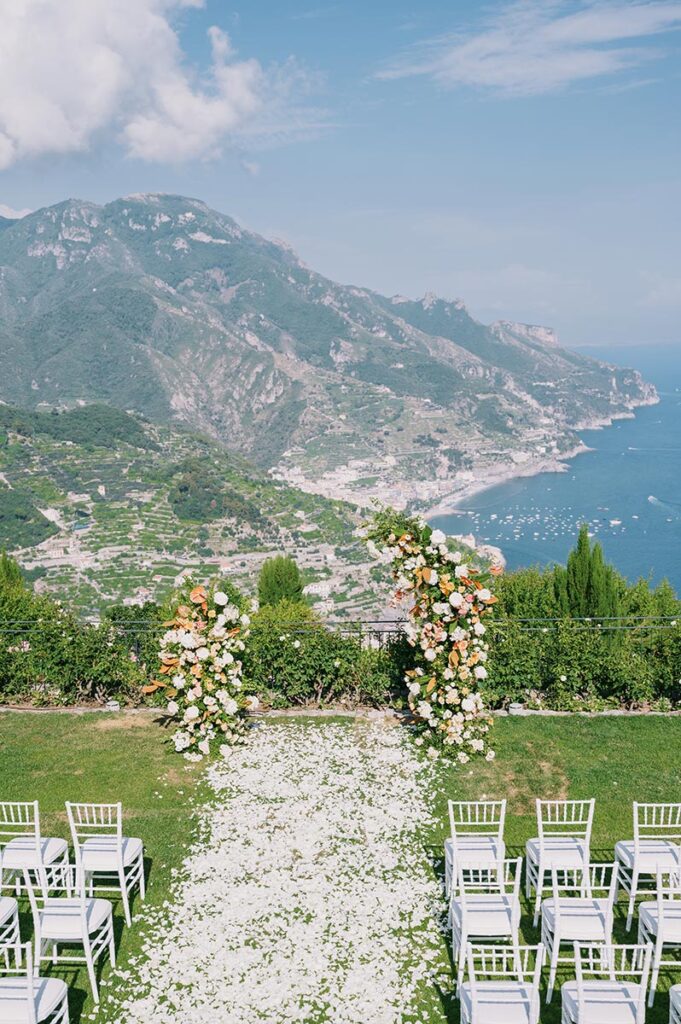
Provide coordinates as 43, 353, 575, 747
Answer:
190, 586, 207, 604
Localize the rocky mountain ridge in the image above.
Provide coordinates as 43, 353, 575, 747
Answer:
0, 193, 657, 509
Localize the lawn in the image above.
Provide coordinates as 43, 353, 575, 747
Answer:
1, 711, 680, 1023
0, 711, 204, 1023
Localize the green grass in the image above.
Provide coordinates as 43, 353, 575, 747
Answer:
0, 712, 204, 1023
1, 713, 681, 1022
428, 715, 681, 1023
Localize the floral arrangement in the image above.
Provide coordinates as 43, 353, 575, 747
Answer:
365, 507, 500, 760
145, 580, 258, 759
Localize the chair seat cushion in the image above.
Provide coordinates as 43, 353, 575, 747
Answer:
444, 836, 505, 868
0, 976, 67, 1024
451, 894, 519, 937
639, 900, 681, 940
561, 980, 643, 1024
1, 837, 67, 871
542, 898, 609, 940
460, 981, 537, 1024
79, 835, 143, 872
615, 839, 680, 873
39, 897, 112, 940
0, 896, 18, 926
526, 837, 588, 869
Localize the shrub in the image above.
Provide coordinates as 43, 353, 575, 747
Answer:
243, 600, 398, 707
257, 556, 304, 607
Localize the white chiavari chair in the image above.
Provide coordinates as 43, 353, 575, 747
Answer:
451, 857, 522, 992
638, 866, 681, 1005
0, 803, 68, 897
526, 799, 595, 927
66, 801, 144, 927
561, 943, 652, 1024
445, 800, 506, 897
460, 943, 545, 1024
615, 802, 681, 930
0, 942, 68, 1024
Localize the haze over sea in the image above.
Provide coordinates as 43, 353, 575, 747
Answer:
431, 344, 681, 591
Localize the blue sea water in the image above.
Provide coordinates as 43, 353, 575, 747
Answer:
430, 344, 681, 590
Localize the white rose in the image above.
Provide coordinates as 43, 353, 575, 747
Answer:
223, 604, 240, 622
461, 697, 476, 712
416, 701, 434, 720
485, 750, 496, 762
196, 646, 210, 661
240, 614, 251, 627
408, 681, 421, 695
184, 706, 200, 722
474, 666, 488, 680
173, 731, 191, 751
223, 697, 238, 716
474, 622, 486, 636
449, 592, 464, 608
167, 700, 179, 716
198, 739, 210, 756
477, 588, 491, 602
455, 564, 469, 578
244, 695, 260, 710
213, 591, 228, 606
180, 632, 198, 649
424, 648, 437, 662
430, 529, 446, 545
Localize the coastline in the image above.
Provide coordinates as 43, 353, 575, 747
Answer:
425, 393, 660, 520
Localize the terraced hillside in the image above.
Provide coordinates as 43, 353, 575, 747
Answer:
0, 404, 379, 616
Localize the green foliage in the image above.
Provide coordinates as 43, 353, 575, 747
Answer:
0, 403, 153, 450
168, 457, 264, 524
0, 491, 57, 548
257, 555, 304, 607
243, 600, 400, 707
0, 554, 144, 705
566, 524, 622, 620
486, 536, 681, 710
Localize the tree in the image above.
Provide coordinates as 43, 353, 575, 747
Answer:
564, 525, 621, 622
258, 555, 304, 607
0, 551, 24, 590
566, 525, 592, 617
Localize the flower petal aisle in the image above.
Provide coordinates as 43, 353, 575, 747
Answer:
99, 719, 448, 1024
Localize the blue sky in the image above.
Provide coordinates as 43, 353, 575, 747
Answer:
1, 0, 680, 346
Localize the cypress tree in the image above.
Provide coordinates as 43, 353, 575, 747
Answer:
258, 555, 305, 607
566, 524, 591, 617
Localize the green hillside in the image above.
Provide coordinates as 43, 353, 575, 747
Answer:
0, 403, 375, 616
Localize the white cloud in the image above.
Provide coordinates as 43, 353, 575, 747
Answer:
378, 1, 681, 96
0, 203, 32, 219
0, 0, 321, 168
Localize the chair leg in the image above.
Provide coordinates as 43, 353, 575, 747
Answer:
138, 852, 146, 900
546, 938, 558, 1003
648, 941, 661, 1006
626, 871, 638, 931
455, 931, 467, 994
84, 942, 99, 1004
120, 867, 132, 927
532, 868, 543, 928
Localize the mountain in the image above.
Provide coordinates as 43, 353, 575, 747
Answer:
0, 194, 656, 509
0, 403, 374, 616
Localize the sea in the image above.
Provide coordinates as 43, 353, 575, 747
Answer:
430, 344, 681, 591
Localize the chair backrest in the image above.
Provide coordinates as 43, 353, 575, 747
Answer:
23, 865, 89, 940
537, 798, 594, 845
66, 801, 122, 848
457, 857, 522, 912
633, 802, 681, 851
550, 862, 619, 932
0, 942, 37, 1024
0, 801, 41, 858
466, 943, 545, 1015
448, 800, 506, 847
654, 867, 681, 929
574, 943, 652, 1024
